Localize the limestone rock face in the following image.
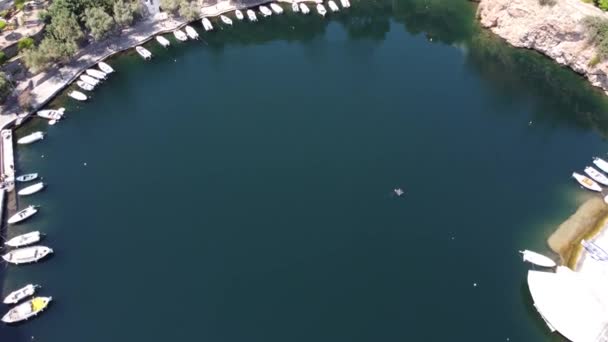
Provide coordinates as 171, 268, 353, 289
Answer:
478, 0, 608, 94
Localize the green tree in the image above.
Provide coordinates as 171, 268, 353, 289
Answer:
84, 6, 114, 40
0, 72, 12, 103
22, 43, 52, 72
178, 0, 198, 20
599, 0, 608, 10
160, 0, 180, 14
113, 0, 135, 27
17, 37, 34, 50
47, 10, 83, 45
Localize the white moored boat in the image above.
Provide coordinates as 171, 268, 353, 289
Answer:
340, 0, 350, 7
2, 245, 53, 265
3, 284, 39, 304
584, 166, 608, 186
202, 18, 213, 31
2, 296, 52, 323
292, 2, 299, 12
593, 157, 608, 173
76, 80, 94, 92
136, 46, 152, 60
17, 132, 44, 145
247, 9, 257, 21
98, 61, 114, 74
5, 231, 42, 248
220, 15, 233, 25
16, 173, 37, 183
572, 172, 602, 192
259, 5, 272, 17
316, 4, 327, 16
185, 26, 199, 39
79, 74, 99, 86
270, 3, 283, 14
235, 9, 244, 20
519, 250, 556, 268
18, 182, 44, 196
156, 35, 170, 47
7, 206, 38, 225
86, 69, 107, 80
173, 29, 187, 41
68, 91, 87, 101
299, 3, 310, 14
328, 0, 339, 12
37, 108, 65, 120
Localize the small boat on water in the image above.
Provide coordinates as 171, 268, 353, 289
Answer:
270, 3, 284, 14
259, 5, 272, 17
98, 61, 114, 74
3, 245, 52, 265
37, 108, 65, 121
76, 80, 94, 92
299, 3, 310, 14
247, 9, 257, 21
18, 182, 44, 196
394, 188, 404, 197
581, 239, 608, 261
328, 0, 339, 12
3, 284, 39, 305
135, 46, 152, 60
202, 17, 213, 31
572, 172, 602, 192
585, 166, 608, 186
68, 90, 87, 101
235, 9, 244, 20
173, 29, 187, 41
155, 35, 170, 47
316, 4, 327, 16
220, 15, 233, 26
79, 74, 99, 86
185, 26, 199, 39
5, 231, 42, 248
17, 132, 44, 145
292, 2, 299, 12
16, 173, 37, 183
7, 206, 38, 225
2, 296, 52, 323
593, 157, 608, 174
519, 250, 556, 268
340, 0, 350, 7
86, 68, 107, 80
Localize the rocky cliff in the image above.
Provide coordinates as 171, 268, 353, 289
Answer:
477, 0, 608, 94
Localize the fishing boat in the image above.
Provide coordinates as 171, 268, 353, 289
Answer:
3, 284, 39, 304
519, 250, 556, 268
2, 245, 52, 265
235, 9, 244, 20
7, 206, 38, 225
593, 157, 608, 173
185, 26, 199, 39
328, 0, 339, 12
37, 108, 65, 120
68, 90, 87, 101
76, 80, 94, 92
316, 4, 327, 16
79, 74, 99, 86
340, 0, 350, 7
299, 3, 310, 14
270, 3, 284, 14
173, 29, 187, 41
202, 17, 214, 31
572, 172, 602, 192
292, 2, 299, 12
220, 15, 233, 26
247, 9, 257, 21
15, 173, 37, 183
18, 182, 44, 196
86, 68, 107, 80
259, 5, 272, 17
98, 61, 114, 74
156, 35, 170, 47
1, 296, 52, 323
4, 231, 42, 248
135, 46, 152, 60
584, 166, 608, 186
17, 132, 44, 145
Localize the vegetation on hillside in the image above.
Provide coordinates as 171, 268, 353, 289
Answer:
583, 16, 608, 64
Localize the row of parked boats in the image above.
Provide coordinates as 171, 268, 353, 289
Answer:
66, 61, 115, 102
571, 157, 608, 200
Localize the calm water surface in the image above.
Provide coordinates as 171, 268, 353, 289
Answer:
2, 0, 608, 341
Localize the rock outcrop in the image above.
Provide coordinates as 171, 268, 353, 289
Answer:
478, 0, 608, 94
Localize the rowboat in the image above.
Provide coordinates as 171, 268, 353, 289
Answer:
17, 132, 44, 145
292, 2, 299, 12
18, 182, 44, 196
37, 108, 65, 120
519, 250, 556, 268
2, 245, 53, 264
4, 231, 42, 248
270, 3, 283, 14
68, 90, 87, 101
15, 173, 37, 183
572, 172, 602, 192
79, 74, 99, 86
7, 206, 38, 225
135, 46, 152, 60
299, 3, 310, 14
76, 80, 94, 92
247, 9, 257, 21
235, 9, 244, 20
259, 5, 272, 17
202, 18, 213, 31
316, 4, 327, 16
584, 166, 608, 186
328, 0, 339, 12
3, 284, 39, 304
340, 0, 350, 7
593, 157, 608, 173
156, 35, 170, 47
185, 26, 199, 39
173, 29, 187, 41
1, 296, 52, 323
98, 61, 114, 74
220, 15, 233, 25
86, 68, 107, 80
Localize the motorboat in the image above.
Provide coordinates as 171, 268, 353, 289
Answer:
86, 68, 107, 80
76, 80, 94, 92
98, 61, 114, 74
202, 17, 213, 31
299, 3, 310, 14
4, 231, 42, 248
519, 250, 556, 268
1, 296, 52, 323
270, 3, 283, 14
185, 26, 199, 39
7, 206, 38, 225
394, 188, 404, 196
572, 172, 602, 192
68, 90, 87, 101
156, 35, 170, 47
328, 0, 339, 12
37, 108, 65, 120
235, 9, 244, 20
3, 284, 39, 304
15, 173, 37, 183
581, 239, 608, 261
593, 157, 608, 173
316, 4, 327, 16
340, 0, 350, 7
259, 5, 272, 17
2, 245, 53, 265
135, 46, 152, 60
173, 29, 188, 41
18, 182, 44, 196
292, 2, 299, 12
17, 132, 44, 145
247, 9, 257, 21
584, 166, 608, 186
220, 15, 233, 25
79, 74, 99, 86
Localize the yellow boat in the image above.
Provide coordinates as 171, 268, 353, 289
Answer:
2, 296, 52, 323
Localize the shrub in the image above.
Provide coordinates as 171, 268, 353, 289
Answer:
84, 6, 115, 41
15, 0, 25, 11
599, 0, 608, 10
18, 37, 34, 50
0, 20, 6, 31
0, 51, 6, 65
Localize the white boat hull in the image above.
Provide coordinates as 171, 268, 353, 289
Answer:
316, 4, 327, 16
5, 231, 42, 248
220, 15, 233, 25
15, 173, 38, 183
3, 284, 38, 304
593, 157, 608, 174
18, 182, 44, 196
2, 296, 52, 323
328, 1, 339, 11
340, 0, 350, 7
572, 172, 602, 192
270, 3, 283, 14
8, 206, 38, 225
173, 29, 188, 41
520, 250, 556, 268
235, 10, 244, 20
185, 26, 199, 39
136, 46, 152, 60
37, 108, 65, 120
299, 3, 310, 14
247, 10, 257, 21
156, 35, 170, 47
80, 74, 99, 86
17, 132, 44, 145
260, 6, 272, 16
98, 61, 114, 74
76, 80, 94, 92
292, 2, 299, 12
86, 69, 107, 80
202, 18, 213, 31
68, 91, 87, 101
2, 245, 53, 264
584, 166, 608, 186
